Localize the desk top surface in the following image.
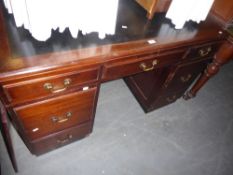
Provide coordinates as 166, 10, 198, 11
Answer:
0, 0, 224, 77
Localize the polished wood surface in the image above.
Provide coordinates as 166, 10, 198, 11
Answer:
0, 0, 229, 156
0, 0, 224, 78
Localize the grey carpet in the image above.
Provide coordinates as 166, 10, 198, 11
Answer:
1, 62, 233, 175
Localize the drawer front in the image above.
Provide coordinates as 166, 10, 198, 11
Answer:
102, 50, 185, 81
164, 59, 210, 92
186, 42, 221, 60
14, 87, 97, 140
4, 67, 100, 104
151, 90, 184, 111
30, 122, 92, 155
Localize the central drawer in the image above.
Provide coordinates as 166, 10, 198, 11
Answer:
14, 86, 97, 140
102, 49, 185, 81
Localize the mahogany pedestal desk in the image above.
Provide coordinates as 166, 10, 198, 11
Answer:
0, 0, 230, 157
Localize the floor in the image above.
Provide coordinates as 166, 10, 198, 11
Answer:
1, 62, 233, 175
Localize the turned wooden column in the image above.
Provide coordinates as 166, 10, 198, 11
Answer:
183, 36, 233, 100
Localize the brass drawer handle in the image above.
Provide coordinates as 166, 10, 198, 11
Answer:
198, 47, 212, 57
56, 134, 73, 144
51, 112, 72, 123
180, 74, 192, 82
140, 59, 158, 72
166, 95, 177, 102
44, 78, 72, 93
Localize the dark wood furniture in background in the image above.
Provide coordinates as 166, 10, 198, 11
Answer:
135, 0, 233, 20
0, 0, 232, 159
136, 0, 233, 22
135, 0, 171, 19
211, 0, 233, 27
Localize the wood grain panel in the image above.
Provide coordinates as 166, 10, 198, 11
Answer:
14, 87, 97, 140
185, 42, 221, 60
164, 59, 211, 92
102, 50, 185, 81
30, 122, 92, 155
3, 67, 100, 105
211, 0, 233, 26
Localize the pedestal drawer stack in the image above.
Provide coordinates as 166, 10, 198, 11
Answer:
2, 66, 101, 155
124, 41, 222, 112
